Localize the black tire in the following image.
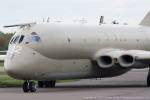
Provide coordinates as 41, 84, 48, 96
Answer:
147, 75, 150, 87
45, 81, 51, 87
50, 80, 56, 87
38, 81, 44, 88
23, 82, 29, 93
29, 81, 37, 92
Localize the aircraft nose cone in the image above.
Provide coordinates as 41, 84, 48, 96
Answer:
4, 46, 32, 79
4, 53, 21, 79
4, 62, 16, 78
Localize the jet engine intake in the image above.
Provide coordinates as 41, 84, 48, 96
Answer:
119, 54, 135, 67
97, 55, 114, 68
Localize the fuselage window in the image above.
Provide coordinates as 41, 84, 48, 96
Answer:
32, 36, 41, 42
13, 36, 20, 44
31, 32, 41, 43
19, 35, 25, 43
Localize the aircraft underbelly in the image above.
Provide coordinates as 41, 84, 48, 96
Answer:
5, 46, 130, 80
5, 46, 97, 80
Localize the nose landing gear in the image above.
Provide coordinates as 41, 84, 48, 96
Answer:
22, 80, 56, 92
23, 81, 37, 93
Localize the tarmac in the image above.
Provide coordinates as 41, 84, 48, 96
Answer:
0, 69, 150, 100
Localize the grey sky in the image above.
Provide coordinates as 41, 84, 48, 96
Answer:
1, 0, 150, 32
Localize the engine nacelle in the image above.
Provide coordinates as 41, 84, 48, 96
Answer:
95, 50, 149, 69
119, 54, 135, 67
118, 50, 150, 68
97, 55, 114, 68
95, 50, 124, 68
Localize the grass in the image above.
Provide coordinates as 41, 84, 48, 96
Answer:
0, 62, 4, 67
0, 63, 23, 87
0, 74, 79, 87
0, 75, 23, 87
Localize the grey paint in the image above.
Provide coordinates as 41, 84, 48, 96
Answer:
4, 12, 150, 80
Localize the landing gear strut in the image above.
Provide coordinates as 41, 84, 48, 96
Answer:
38, 80, 56, 88
147, 68, 150, 87
23, 81, 37, 93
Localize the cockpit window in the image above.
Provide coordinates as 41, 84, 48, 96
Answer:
19, 35, 24, 43
31, 32, 41, 42
10, 37, 14, 44
9, 35, 25, 45
13, 36, 20, 44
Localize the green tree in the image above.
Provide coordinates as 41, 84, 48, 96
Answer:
0, 33, 13, 50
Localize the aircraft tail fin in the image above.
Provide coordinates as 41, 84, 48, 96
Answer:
140, 11, 150, 27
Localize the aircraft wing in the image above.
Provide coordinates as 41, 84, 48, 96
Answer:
93, 49, 150, 69
118, 50, 150, 67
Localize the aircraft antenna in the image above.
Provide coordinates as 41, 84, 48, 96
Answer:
47, 17, 50, 23
99, 16, 104, 25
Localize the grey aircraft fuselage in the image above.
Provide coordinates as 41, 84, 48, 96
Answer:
4, 23, 150, 80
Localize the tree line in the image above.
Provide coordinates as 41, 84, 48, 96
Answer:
0, 32, 13, 51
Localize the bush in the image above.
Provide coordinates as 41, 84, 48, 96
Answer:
0, 33, 13, 51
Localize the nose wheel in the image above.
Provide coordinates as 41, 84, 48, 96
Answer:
23, 81, 37, 93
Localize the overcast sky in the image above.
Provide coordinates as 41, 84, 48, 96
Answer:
1, 0, 150, 32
